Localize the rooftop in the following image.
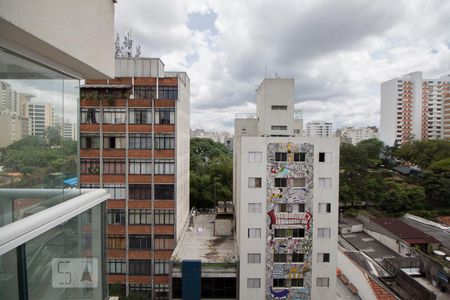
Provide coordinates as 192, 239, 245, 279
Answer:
341, 232, 399, 261
401, 216, 450, 250
372, 218, 440, 245
171, 213, 237, 264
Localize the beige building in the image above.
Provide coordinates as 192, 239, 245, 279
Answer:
28, 103, 54, 136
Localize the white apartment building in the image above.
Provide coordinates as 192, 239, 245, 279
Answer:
380, 71, 450, 145
234, 78, 339, 300
28, 103, 54, 136
338, 126, 379, 145
305, 120, 333, 137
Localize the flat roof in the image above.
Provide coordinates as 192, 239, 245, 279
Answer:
401, 217, 450, 250
171, 214, 238, 264
372, 218, 440, 245
341, 232, 399, 261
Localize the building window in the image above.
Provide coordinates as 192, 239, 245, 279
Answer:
271, 125, 287, 130
318, 203, 331, 213
316, 277, 330, 287
103, 159, 126, 174
247, 278, 261, 288
129, 209, 152, 225
248, 253, 261, 264
294, 152, 306, 162
248, 151, 262, 162
272, 105, 288, 110
154, 159, 175, 175
81, 108, 99, 124
154, 260, 169, 275
107, 209, 125, 224
317, 253, 330, 263
248, 203, 262, 213
158, 86, 178, 99
103, 108, 126, 124
81, 134, 100, 149
129, 159, 152, 174
154, 133, 175, 149
154, 284, 169, 300
129, 108, 152, 124
278, 204, 292, 213
273, 279, 287, 288
134, 86, 156, 99
155, 184, 174, 200
248, 228, 261, 238
298, 203, 305, 212
275, 178, 287, 187
154, 209, 174, 225
275, 152, 287, 161
289, 177, 306, 188
319, 152, 332, 163
154, 235, 175, 250
291, 278, 304, 287
107, 259, 126, 274
129, 284, 152, 300
155, 108, 175, 124
108, 235, 126, 249
129, 184, 151, 200
129, 235, 152, 250
129, 260, 152, 275
274, 229, 287, 238
318, 178, 332, 189
292, 252, 304, 263
293, 228, 305, 238
274, 253, 287, 263
103, 134, 126, 149
80, 158, 100, 174
129, 133, 152, 149
103, 184, 126, 199
318, 228, 331, 238
248, 177, 262, 188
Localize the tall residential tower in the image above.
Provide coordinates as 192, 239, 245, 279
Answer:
234, 78, 339, 300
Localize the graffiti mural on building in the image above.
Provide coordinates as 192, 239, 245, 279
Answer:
266, 142, 314, 300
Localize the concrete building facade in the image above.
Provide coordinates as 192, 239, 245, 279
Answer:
234, 79, 339, 300
80, 58, 190, 300
380, 71, 450, 145
305, 120, 333, 137
337, 126, 379, 145
28, 103, 54, 136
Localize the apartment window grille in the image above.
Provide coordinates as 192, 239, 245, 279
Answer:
275, 152, 287, 161
103, 108, 126, 124
81, 184, 100, 188
273, 279, 287, 288
107, 259, 126, 274
274, 229, 287, 238
129, 260, 152, 275
154, 159, 175, 175
248, 253, 261, 263
317, 253, 330, 263
103, 159, 126, 174
154, 133, 175, 149
129, 284, 152, 300
81, 108, 99, 124
248, 203, 262, 213
129, 209, 152, 225
278, 204, 292, 213
275, 178, 287, 187
129, 133, 152, 149
291, 279, 304, 287
154, 235, 175, 250
154, 209, 174, 225
107, 209, 126, 224
134, 86, 156, 99
103, 134, 126, 149
294, 152, 306, 162
81, 134, 100, 149
318, 228, 331, 238
248, 228, 261, 238
108, 235, 126, 249
293, 228, 305, 238
289, 177, 306, 188
154, 184, 174, 200
318, 178, 332, 188
274, 253, 287, 263
154, 284, 169, 300
319, 152, 332, 163
292, 252, 304, 263
271, 105, 288, 110
154, 260, 169, 275
158, 86, 178, 99
316, 277, 330, 287
129, 108, 152, 124
271, 125, 287, 130
155, 108, 175, 124
129, 184, 151, 200
103, 184, 126, 199
248, 151, 262, 162
129, 159, 152, 174
80, 158, 100, 174
247, 278, 261, 288
248, 177, 262, 188
318, 203, 331, 213
129, 235, 152, 250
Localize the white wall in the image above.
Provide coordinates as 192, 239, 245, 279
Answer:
0, 0, 115, 78
380, 79, 398, 145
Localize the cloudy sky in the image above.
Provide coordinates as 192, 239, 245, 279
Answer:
115, 0, 450, 133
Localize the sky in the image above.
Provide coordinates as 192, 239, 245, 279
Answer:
115, 0, 450, 133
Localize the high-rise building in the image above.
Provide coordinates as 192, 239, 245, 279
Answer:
305, 120, 333, 137
380, 71, 450, 145
234, 78, 339, 300
79, 57, 190, 299
337, 126, 379, 145
28, 103, 54, 136
442, 75, 450, 141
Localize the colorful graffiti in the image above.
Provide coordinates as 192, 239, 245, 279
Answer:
266, 142, 314, 300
